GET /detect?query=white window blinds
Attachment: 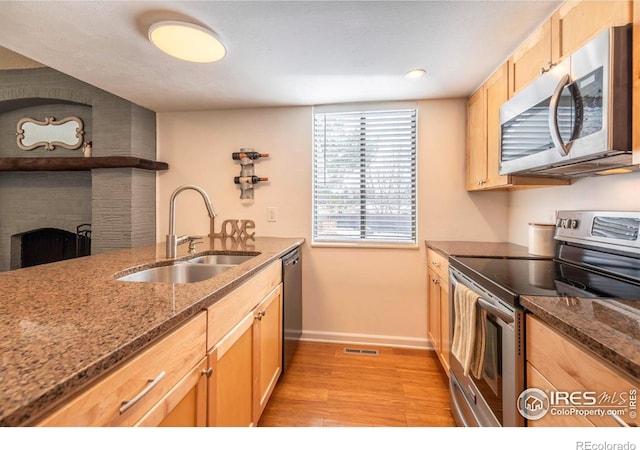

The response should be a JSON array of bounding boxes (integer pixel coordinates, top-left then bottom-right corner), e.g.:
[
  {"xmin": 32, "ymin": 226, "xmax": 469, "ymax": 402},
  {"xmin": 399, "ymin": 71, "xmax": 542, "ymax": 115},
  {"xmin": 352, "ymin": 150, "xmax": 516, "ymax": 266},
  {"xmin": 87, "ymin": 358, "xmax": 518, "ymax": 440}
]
[{"xmin": 313, "ymin": 108, "xmax": 417, "ymax": 245}]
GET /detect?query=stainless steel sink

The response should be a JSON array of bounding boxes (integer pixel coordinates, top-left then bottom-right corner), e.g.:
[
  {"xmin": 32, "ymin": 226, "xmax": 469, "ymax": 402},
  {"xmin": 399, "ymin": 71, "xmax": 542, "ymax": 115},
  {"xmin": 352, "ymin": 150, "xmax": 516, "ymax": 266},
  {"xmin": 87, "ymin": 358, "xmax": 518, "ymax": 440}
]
[
  {"xmin": 185, "ymin": 254, "xmax": 256, "ymax": 265},
  {"xmin": 116, "ymin": 252, "xmax": 260, "ymax": 284},
  {"xmin": 117, "ymin": 263, "xmax": 233, "ymax": 284}
]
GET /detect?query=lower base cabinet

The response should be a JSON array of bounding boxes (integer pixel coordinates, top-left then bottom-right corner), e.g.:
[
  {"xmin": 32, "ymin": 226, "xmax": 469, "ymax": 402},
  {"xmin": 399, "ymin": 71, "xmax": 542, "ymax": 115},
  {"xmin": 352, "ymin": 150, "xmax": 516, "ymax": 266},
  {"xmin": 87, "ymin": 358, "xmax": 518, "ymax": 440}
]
[
  {"xmin": 526, "ymin": 315, "xmax": 639, "ymax": 427},
  {"xmin": 36, "ymin": 259, "xmax": 285, "ymax": 427},
  {"xmin": 208, "ymin": 283, "xmax": 283, "ymax": 426},
  {"xmin": 252, "ymin": 284, "xmax": 283, "ymax": 424},
  {"xmin": 208, "ymin": 315, "xmax": 254, "ymax": 426}
]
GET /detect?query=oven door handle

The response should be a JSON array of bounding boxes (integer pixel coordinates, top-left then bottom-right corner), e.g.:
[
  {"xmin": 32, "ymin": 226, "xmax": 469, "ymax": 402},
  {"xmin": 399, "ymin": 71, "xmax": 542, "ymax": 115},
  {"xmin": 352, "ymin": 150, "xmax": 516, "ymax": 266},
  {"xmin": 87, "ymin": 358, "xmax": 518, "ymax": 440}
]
[
  {"xmin": 477, "ymin": 298, "xmax": 514, "ymax": 324},
  {"xmin": 450, "ymin": 271, "xmax": 515, "ymax": 324}
]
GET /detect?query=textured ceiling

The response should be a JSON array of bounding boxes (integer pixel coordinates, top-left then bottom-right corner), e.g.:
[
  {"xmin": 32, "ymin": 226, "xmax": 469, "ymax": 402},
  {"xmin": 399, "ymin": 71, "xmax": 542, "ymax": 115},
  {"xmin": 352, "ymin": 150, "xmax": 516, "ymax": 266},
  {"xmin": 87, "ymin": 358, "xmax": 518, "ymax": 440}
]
[{"xmin": 0, "ymin": 1, "xmax": 561, "ymax": 112}]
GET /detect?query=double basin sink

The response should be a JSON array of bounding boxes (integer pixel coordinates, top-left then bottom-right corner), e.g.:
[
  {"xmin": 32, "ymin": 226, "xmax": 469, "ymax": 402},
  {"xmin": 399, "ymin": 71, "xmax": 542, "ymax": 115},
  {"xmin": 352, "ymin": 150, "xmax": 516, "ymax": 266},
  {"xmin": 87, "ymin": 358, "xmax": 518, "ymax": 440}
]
[{"xmin": 116, "ymin": 253, "xmax": 259, "ymax": 284}]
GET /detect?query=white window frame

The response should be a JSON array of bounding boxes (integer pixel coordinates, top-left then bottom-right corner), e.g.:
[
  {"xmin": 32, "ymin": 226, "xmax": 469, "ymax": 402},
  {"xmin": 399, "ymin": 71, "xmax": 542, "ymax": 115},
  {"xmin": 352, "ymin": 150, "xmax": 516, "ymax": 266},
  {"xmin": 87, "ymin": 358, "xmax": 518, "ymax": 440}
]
[{"xmin": 312, "ymin": 102, "xmax": 418, "ymax": 249}]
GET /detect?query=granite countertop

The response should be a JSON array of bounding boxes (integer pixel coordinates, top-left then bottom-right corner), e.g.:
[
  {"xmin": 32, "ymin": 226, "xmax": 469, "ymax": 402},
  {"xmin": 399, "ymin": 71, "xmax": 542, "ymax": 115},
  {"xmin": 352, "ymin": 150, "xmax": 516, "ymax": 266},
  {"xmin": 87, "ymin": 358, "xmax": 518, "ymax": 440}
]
[
  {"xmin": 426, "ymin": 240, "xmax": 545, "ymax": 258},
  {"xmin": 426, "ymin": 239, "xmax": 640, "ymax": 384},
  {"xmin": 521, "ymin": 296, "xmax": 640, "ymax": 382},
  {"xmin": 0, "ymin": 236, "xmax": 304, "ymax": 426}
]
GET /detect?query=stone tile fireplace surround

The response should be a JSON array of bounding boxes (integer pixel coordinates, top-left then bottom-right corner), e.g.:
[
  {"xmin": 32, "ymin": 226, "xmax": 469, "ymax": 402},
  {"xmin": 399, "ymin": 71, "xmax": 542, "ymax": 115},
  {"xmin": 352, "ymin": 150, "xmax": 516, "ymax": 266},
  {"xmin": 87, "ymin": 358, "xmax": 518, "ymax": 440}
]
[{"xmin": 0, "ymin": 67, "xmax": 158, "ymax": 272}]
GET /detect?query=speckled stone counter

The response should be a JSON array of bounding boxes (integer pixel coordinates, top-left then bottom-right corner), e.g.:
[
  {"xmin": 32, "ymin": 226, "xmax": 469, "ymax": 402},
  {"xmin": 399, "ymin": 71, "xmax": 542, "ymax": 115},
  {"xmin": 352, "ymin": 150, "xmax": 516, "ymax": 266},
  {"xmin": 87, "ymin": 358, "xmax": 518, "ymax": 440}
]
[
  {"xmin": 0, "ymin": 236, "xmax": 304, "ymax": 426},
  {"xmin": 426, "ymin": 240, "xmax": 545, "ymax": 258},
  {"xmin": 521, "ymin": 296, "xmax": 640, "ymax": 382}
]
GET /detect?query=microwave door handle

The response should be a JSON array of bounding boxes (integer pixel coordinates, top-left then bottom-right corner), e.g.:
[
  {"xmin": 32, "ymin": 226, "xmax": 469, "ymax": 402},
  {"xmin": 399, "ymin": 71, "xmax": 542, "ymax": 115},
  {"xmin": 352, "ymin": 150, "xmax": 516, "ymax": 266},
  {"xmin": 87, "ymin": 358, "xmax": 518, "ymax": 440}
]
[{"xmin": 549, "ymin": 73, "xmax": 572, "ymax": 156}]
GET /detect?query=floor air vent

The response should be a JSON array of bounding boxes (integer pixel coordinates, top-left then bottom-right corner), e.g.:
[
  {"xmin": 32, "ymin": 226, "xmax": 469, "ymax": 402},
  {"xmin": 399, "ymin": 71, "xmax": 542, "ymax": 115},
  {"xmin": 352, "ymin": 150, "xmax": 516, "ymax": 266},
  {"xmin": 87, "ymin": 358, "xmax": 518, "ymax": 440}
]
[{"xmin": 343, "ymin": 347, "xmax": 380, "ymax": 356}]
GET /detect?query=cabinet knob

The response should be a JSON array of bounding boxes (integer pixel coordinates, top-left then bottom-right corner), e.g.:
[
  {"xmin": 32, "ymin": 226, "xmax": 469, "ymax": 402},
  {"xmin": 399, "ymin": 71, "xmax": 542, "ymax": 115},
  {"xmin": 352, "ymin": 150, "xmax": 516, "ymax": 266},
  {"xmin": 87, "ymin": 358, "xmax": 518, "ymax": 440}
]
[
  {"xmin": 431, "ymin": 261, "xmax": 440, "ymax": 268},
  {"xmin": 432, "ymin": 278, "xmax": 440, "ymax": 285},
  {"xmin": 201, "ymin": 367, "xmax": 213, "ymax": 377},
  {"xmin": 255, "ymin": 310, "xmax": 266, "ymax": 321}
]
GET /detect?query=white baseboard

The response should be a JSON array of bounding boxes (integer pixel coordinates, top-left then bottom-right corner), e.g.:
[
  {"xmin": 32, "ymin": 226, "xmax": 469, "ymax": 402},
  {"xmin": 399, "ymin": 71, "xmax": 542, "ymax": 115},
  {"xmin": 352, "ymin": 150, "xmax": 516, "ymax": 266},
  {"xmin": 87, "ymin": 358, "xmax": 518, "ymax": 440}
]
[{"xmin": 301, "ymin": 330, "xmax": 433, "ymax": 350}]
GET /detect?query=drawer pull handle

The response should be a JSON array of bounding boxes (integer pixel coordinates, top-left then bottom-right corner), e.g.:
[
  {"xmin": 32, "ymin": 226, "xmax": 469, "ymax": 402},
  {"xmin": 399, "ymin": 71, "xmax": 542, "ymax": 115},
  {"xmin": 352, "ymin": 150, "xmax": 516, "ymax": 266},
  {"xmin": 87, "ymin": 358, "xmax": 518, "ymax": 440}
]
[
  {"xmin": 119, "ymin": 371, "xmax": 166, "ymax": 415},
  {"xmin": 255, "ymin": 310, "xmax": 266, "ymax": 321},
  {"xmin": 431, "ymin": 261, "xmax": 440, "ymax": 268}
]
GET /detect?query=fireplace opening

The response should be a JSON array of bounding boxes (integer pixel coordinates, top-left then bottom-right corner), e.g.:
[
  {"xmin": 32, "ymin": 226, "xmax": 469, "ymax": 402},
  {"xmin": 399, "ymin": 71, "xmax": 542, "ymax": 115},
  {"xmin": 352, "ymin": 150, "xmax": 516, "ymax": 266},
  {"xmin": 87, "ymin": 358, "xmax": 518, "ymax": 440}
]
[{"xmin": 10, "ymin": 224, "xmax": 91, "ymax": 270}]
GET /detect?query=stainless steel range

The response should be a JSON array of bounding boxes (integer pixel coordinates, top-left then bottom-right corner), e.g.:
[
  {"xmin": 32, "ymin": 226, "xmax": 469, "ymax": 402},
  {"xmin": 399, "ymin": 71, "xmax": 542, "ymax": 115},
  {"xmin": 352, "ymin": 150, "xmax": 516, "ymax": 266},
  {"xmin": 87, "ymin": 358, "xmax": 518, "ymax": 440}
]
[{"xmin": 448, "ymin": 210, "xmax": 640, "ymax": 427}]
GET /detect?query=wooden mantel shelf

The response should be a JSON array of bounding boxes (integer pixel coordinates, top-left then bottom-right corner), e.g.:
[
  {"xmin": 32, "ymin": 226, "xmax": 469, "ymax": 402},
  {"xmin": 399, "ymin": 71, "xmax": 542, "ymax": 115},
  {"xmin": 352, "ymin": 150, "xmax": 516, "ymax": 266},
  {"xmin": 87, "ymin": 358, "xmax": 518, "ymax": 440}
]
[{"xmin": 0, "ymin": 157, "xmax": 168, "ymax": 172}]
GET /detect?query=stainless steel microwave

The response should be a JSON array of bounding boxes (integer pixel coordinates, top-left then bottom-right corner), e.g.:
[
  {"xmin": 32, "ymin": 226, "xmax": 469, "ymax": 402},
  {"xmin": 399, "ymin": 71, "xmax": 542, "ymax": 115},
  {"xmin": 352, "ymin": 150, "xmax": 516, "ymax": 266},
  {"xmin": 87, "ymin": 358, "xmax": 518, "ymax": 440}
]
[{"xmin": 499, "ymin": 25, "xmax": 632, "ymax": 178}]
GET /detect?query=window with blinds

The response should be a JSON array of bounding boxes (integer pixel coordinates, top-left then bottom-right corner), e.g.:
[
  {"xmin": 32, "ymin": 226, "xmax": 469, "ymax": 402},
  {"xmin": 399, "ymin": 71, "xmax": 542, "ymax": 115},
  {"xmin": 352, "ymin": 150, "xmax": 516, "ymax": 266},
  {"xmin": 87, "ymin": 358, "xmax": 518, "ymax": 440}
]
[{"xmin": 313, "ymin": 108, "xmax": 417, "ymax": 245}]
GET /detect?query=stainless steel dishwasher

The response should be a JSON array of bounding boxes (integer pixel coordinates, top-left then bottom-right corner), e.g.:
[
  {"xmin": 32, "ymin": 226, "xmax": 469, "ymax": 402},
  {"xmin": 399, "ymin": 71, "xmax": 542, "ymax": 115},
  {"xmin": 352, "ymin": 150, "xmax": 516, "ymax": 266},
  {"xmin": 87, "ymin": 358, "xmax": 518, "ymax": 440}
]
[{"xmin": 282, "ymin": 247, "xmax": 302, "ymax": 374}]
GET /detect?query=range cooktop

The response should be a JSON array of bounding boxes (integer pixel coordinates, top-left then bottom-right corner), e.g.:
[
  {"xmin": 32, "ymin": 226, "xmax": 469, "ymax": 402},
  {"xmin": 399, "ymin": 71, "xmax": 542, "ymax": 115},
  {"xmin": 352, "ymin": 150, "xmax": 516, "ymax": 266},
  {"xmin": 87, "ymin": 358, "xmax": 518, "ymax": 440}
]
[{"xmin": 451, "ymin": 256, "xmax": 640, "ymax": 301}]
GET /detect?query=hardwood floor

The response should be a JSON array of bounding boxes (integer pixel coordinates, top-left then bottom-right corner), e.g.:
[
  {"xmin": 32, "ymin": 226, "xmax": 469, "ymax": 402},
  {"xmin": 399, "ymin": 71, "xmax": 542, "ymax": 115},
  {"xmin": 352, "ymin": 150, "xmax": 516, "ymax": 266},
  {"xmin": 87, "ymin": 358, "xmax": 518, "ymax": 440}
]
[{"xmin": 258, "ymin": 341, "xmax": 456, "ymax": 427}]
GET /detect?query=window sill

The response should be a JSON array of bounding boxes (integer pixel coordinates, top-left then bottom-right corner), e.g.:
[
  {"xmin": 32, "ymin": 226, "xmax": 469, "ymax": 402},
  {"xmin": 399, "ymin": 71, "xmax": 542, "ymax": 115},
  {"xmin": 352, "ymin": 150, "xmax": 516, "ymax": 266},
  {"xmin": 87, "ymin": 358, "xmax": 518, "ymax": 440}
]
[{"xmin": 311, "ymin": 241, "xmax": 419, "ymax": 250}]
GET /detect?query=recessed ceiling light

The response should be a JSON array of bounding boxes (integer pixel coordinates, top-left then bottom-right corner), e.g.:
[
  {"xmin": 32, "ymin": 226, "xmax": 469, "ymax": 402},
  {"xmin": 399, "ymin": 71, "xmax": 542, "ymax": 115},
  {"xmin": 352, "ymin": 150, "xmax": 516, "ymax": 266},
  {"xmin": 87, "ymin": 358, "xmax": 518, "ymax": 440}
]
[
  {"xmin": 405, "ymin": 68, "xmax": 427, "ymax": 79},
  {"xmin": 148, "ymin": 20, "xmax": 226, "ymax": 63}
]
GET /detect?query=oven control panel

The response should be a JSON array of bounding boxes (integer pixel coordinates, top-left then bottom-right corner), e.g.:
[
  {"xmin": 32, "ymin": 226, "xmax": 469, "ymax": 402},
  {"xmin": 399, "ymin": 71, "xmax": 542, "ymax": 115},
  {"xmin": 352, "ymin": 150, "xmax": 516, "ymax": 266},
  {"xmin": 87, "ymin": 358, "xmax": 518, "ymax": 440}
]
[{"xmin": 555, "ymin": 210, "xmax": 640, "ymax": 251}]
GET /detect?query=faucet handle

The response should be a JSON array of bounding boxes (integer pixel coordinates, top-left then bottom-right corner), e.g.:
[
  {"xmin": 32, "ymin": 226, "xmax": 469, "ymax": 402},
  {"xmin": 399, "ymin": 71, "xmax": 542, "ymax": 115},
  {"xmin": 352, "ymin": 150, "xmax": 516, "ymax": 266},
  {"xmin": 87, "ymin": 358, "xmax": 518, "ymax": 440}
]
[{"xmin": 186, "ymin": 236, "xmax": 204, "ymax": 254}]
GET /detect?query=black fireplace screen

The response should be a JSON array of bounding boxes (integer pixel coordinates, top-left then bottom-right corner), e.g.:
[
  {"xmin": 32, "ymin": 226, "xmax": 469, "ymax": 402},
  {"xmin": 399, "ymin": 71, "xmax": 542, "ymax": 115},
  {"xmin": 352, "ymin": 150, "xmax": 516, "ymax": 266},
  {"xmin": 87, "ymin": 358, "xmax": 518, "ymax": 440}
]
[{"xmin": 10, "ymin": 225, "xmax": 91, "ymax": 270}]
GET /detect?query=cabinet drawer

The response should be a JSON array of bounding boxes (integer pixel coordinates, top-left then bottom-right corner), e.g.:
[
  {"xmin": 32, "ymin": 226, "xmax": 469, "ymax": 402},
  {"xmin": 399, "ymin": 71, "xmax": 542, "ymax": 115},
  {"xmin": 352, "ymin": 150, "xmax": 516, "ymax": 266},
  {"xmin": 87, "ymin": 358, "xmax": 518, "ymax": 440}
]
[
  {"xmin": 207, "ymin": 260, "xmax": 282, "ymax": 350},
  {"xmin": 38, "ymin": 312, "xmax": 207, "ymax": 427},
  {"xmin": 526, "ymin": 315, "xmax": 639, "ymax": 427},
  {"xmin": 427, "ymin": 248, "xmax": 449, "ymax": 281}
]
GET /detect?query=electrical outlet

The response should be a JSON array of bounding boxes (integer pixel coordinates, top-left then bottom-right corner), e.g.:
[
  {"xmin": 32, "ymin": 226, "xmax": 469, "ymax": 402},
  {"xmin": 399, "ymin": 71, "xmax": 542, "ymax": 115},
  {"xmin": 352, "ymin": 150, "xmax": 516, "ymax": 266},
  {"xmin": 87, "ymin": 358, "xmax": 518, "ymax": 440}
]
[{"xmin": 267, "ymin": 206, "xmax": 277, "ymax": 222}]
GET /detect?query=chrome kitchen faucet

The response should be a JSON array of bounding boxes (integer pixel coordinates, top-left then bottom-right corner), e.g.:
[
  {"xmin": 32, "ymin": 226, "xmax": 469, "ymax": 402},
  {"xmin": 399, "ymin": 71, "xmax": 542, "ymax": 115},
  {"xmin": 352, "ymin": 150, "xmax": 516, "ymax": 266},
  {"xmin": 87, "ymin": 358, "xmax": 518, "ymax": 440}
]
[{"xmin": 166, "ymin": 185, "xmax": 216, "ymax": 258}]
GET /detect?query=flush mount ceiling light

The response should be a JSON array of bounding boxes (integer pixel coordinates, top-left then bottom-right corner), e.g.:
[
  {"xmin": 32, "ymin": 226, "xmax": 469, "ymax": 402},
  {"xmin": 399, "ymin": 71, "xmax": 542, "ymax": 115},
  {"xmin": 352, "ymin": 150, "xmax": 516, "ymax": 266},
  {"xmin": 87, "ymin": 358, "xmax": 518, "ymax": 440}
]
[
  {"xmin": 404, "ymin": 68, "xmax": 427, "ymax": 79},
  {"xmin": 148, "ymin": 20, "xmax": 226, "ymax": 63}
]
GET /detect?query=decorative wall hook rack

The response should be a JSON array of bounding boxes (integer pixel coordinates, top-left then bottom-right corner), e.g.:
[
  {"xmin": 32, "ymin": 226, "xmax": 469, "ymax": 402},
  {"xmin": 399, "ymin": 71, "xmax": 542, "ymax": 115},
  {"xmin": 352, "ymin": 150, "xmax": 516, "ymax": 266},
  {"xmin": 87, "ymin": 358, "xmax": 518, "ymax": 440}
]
[{"xmin": 232, "ymin": 148, "xmax": 269, "ymax": 199}]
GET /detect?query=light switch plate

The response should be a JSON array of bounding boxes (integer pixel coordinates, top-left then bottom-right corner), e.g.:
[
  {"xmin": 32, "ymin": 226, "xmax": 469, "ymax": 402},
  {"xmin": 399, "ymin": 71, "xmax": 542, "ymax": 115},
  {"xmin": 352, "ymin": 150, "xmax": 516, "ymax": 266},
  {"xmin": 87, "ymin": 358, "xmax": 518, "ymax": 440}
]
[{"xmin": 267, "ymin": 206, "xmax": 277, "ymax": 222}]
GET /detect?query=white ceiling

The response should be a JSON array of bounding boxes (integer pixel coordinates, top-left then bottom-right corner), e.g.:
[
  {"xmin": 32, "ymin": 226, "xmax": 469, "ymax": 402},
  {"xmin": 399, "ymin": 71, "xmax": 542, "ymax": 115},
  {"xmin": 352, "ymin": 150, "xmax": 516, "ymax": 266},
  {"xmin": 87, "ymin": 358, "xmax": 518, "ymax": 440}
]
[{"xmin": 0, "ymin": 1, "xmax": 561, "ymax": 112}]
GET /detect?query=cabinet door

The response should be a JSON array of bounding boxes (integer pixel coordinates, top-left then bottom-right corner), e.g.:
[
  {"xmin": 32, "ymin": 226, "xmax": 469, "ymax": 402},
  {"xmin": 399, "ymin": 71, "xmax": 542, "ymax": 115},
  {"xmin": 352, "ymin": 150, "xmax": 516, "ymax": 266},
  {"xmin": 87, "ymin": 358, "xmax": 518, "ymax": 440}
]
[
  {"xmin": 208, "ymin": 313, "xmax": 254, "ymax": 427},
  {"xmin": 466, "ymin": 87, "xmax": 487, "ymax": 190},
  {"xmin": 484, "ymin": 62, "xmax": 510, "ymax": 189},
  {"xmin": 252, "ymin": 284, "xmax": 283, "ymax": 424},
  {"xmin": 427, "ymin": 268, "xmax": 442, "ymax": 355},
  {"xmin": 509, "ymin": 19, "xmax": 552, "ymax": 96},
  {"xmin": 135, "ymin": 358, "xmax": 208, "ymax": 427},
  {"xmin": 551, "ymin": 0, "xmax": 632, "ymax": 63}
]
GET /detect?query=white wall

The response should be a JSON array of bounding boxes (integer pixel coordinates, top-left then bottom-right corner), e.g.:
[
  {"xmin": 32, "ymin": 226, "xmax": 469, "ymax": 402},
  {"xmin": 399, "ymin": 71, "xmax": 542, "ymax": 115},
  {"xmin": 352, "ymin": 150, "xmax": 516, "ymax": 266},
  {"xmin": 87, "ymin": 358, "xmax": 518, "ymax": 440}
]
[
  {"xmin": 508, "ymin": 171, "xmax": 640, "ymax": 246},
  {"xmin": 156, "ymin": 99, "xmax": 509, "ymax": 348}
]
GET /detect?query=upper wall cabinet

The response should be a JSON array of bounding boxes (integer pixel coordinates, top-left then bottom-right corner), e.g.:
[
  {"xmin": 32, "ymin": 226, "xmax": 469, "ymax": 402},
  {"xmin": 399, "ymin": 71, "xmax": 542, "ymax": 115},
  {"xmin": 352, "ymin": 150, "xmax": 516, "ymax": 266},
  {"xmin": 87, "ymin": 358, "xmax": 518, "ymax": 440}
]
[
  {"xmin": 467, "ymin": 0, "xmax": 635, "ymax": 192},
  {"xmin": 466, "ymin": 62, "xmax": 570, "ymax": 191},
  {"xmin": 510, "ymin": 0, "xmax": 632, "ymax": 97}
]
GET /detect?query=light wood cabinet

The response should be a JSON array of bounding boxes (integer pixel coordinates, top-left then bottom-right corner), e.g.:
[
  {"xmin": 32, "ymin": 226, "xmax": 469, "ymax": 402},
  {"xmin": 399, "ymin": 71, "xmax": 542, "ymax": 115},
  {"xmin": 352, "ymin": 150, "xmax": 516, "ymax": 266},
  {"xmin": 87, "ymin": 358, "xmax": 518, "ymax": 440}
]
[
  {"xmin": 466, "ymin": 63, "xmax": 570, "ymax": 191},
  {"xmin": 208, "ymin": 314, "xmax": 254, "ymax": 427},
  {"xmin": 426, "ymin": 248, "xmax": 449, "ymax": 375},
  {"xmin": 509, "ymin": 18, "xmax": 553, "ymax": 96},
  {"xmin": 205, "ymin": 260, "xmax": 283, "ymax": 427},
  {"xmin": 509, "ymin": 1, "xmax": 632, "ymax": 97},
  {"xmin": 551, "ymin": 1, "xmax": 632, "ymax": 64},
  {"xmin": 466, "ymin": 86, "xmax": 486, "ymax": 191},
  {"xmin": 253, "ymin": 284, "xmax": 283, "ymax": 424},
  {"xmin": 526, "ymin": 315, "xmax": 639, "ymax": 427},
  {"xmin": 38, "ymin": 312, "xmax": 207, "ymax": 427}
]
